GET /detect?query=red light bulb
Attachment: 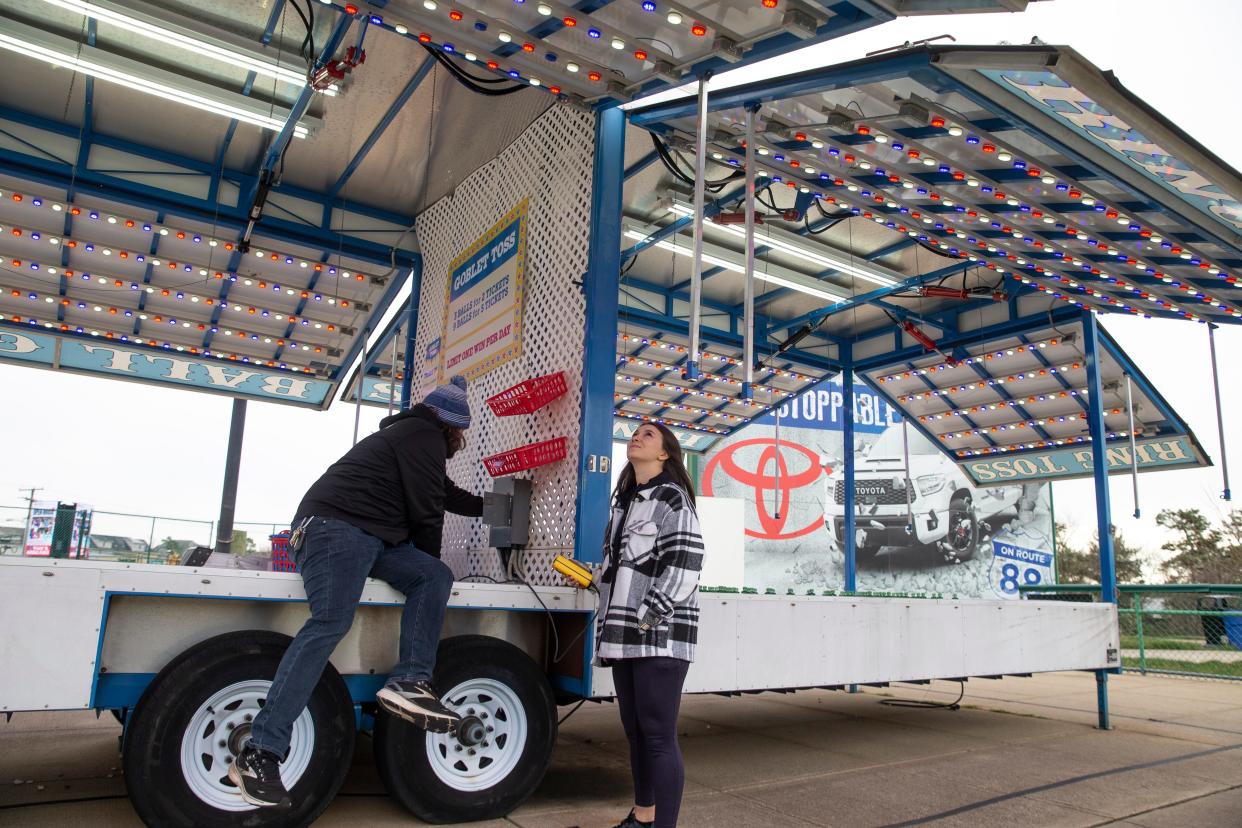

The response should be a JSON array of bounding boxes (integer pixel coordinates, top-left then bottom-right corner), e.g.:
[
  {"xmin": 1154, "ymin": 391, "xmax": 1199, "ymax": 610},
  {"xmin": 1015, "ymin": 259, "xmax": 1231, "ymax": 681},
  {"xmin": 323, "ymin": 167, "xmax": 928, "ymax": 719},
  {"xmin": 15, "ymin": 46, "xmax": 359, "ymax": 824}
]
[{"xmin": 690, "ymin": 22, "xmax": 706, "ymax": 36}]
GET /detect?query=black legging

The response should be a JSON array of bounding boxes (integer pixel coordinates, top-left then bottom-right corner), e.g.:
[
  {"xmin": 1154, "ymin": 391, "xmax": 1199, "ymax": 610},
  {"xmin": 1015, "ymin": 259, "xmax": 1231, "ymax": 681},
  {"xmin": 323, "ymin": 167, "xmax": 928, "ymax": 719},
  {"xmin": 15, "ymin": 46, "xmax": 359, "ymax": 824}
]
[{"xmin": 612, "ymin": 657, "xmax": 691, "ymax": 828}]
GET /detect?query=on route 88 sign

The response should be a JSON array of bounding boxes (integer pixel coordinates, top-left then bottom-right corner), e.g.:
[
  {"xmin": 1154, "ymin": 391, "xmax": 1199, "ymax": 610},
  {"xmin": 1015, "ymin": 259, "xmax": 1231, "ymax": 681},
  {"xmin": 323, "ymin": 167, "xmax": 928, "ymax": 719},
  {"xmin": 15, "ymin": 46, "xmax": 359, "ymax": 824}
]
[{"xmin": 988, "ymin": 540, "xmax": 1055, "ymax": 598}]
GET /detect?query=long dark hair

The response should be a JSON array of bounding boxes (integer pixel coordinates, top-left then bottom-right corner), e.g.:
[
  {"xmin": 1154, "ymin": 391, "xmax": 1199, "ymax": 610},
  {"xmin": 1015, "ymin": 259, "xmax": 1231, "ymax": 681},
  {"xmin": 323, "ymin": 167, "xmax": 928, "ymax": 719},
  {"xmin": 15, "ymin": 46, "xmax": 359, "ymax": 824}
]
[{"xmin": 612, "ymin": 423, "xmax": 696, "ymax": 508}]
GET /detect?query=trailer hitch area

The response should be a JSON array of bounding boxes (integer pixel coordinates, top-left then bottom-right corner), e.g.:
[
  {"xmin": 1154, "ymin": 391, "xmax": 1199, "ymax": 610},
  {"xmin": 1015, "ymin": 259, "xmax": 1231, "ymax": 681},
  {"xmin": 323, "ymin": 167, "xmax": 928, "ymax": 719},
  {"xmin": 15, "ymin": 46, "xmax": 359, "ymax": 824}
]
[{"xmin": 453, "ymin": 715, "xmax": 488, "ymax": 747}]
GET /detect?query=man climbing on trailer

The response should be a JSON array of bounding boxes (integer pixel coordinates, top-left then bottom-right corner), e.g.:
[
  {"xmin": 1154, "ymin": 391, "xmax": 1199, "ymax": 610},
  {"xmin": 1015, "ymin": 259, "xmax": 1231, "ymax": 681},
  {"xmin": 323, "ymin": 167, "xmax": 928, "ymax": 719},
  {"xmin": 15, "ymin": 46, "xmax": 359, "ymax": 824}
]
[{"xmin": 228, "ymin": 375, "xmax": 484, "ymax": 809}]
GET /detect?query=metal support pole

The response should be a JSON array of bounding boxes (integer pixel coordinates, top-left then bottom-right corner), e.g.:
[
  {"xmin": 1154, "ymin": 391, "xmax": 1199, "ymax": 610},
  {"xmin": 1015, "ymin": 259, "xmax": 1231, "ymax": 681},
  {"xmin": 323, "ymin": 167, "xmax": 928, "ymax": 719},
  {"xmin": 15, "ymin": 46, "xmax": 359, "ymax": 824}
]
[
  {"xmin": 902, "ymin": 419, "xmax": 913, "ymax": 534},
  {"xmin": 686, "ymin": 72, "xmax": 711, "ymax": 381},
  {"xmin": 1083, "ymin": 312, "xmax": 1117, "ymax": 604},
  {"xmin": 1095, "ymin": 670, "xmax": 1111, "ymax": 730},
  {"xmin": 574, "ymin": 105, "xmax": 626, "ymax": 565},
  {"xmin": 1208, "ymin": 324, "xmax": 1232, "ymax": 502},
  {"xmin": 400, "ymin": 259, "xmax": 422, "ymax": 410},
  {"xmin": 147, "ymin": 517, "xmax": 155, "ymax": 564},
  {"xmin": 1134, "ymin": 593, "xmax": 1147, "ymax": 674},
  {"xmin": 354, "ymin": 328, "xmax": 369, "ymax": 445},
  {"xmin": 1125, "ymin": 374, "xmax": 1140, "ymax": 518},
  {"xmin": 214, "ymin": 399, "xmax": 247, "ymax": 556},
  {"xmin": 1083, "ymin": 311, "xmax": 1117, "ymax": 730},
  {"xmin": 843, "ymin": 347, "xmax": 857, "ymax": 593},
  {"xmin": 387, "ymin": 325, "xmax": 399, "ymax": 417},
  {"xmin": 773, "ymin": 404, "xmax": 782, "ymax": 520},
  {"xmin": 742, "ymin": 103, "xmax": 756, "ymax": 399}
]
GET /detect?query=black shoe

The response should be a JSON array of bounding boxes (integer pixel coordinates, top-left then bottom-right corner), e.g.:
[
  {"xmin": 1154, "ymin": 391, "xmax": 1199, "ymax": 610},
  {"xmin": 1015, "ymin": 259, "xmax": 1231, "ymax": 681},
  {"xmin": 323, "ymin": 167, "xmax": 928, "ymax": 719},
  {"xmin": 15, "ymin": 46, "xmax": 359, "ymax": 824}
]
[
  {"xmin": 376, "ymin": 679, "xmax": 462, "ymax": 733},
  {"xmin": 227, "ymin": 747, "xmax": 291, "ymax": 809},
  {"xmin": 611, "ymin": 809, "xmax": 653, "ymax": 828}
]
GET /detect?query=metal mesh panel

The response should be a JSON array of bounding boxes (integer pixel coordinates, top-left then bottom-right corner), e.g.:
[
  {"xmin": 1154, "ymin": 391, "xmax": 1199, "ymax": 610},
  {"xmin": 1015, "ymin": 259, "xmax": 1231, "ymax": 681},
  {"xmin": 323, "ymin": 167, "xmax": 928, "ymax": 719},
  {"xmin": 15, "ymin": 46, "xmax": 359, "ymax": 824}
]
[{"xmin": 411, "ymin": 104, "xmax": 595, "ymax": 585}]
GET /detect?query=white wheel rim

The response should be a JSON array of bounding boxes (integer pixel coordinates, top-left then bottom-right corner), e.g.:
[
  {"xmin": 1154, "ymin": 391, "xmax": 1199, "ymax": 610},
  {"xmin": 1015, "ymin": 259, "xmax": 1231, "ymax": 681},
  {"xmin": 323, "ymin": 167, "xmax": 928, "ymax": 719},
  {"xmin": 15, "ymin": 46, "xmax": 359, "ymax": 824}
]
[
  {"xmin": 425, "ymin": 678, "xmax": 527, "ymax": 792},
  {"xmin": 180, "ymin": 679, "xmax": 315, "ymax": 811}
]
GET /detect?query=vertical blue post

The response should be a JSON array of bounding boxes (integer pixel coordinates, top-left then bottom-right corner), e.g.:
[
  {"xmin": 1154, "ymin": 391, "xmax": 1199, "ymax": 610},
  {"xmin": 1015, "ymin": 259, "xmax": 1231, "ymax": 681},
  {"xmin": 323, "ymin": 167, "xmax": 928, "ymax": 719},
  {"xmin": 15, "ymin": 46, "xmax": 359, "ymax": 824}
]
[
  {"xmin": 1082, "ymin": 310, "xmax": 1116, "ymax": 730},
  {"xmin": 574, "ymin": 106, "xmax": 625, "ymax": 565},
  {"xmin": 399, "ymin": 254, "xmax": 422, "ymax": 409},
  {"xmin": 842, "ymin": 345, "xmax": 857, "ymax": 593}
]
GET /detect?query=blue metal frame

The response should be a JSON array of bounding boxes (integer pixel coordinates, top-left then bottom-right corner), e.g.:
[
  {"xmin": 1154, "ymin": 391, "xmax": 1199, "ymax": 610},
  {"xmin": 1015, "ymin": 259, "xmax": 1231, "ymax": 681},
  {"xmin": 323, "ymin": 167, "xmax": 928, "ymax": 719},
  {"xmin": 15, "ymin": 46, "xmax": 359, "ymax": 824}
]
[
  {"xmin": 841, "ymin": 344, "xmax": 857, "ymax": 592},
  {"xmin": 1082, "ymin": 310, "xmax": 1119, "ymax": 729},
  {"xmin": 575, "ymin": 106, "xmax": 626, "ymax": 565},
  {"xmin": 0, "ymin": 105, "xmax": 417, "ymax": 269},
  {"xmin": 400, "ymin": 263, "xmax": 423, "ymax": 409}
]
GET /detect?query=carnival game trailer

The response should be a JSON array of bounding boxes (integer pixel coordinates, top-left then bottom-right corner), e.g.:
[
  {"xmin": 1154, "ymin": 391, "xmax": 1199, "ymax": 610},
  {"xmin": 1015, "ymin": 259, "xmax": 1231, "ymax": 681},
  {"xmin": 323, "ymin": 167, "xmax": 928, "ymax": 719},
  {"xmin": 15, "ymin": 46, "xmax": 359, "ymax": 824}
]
[{"xmin": 1, "ymin": 0, "xmax": 1238, "ymax": 824}]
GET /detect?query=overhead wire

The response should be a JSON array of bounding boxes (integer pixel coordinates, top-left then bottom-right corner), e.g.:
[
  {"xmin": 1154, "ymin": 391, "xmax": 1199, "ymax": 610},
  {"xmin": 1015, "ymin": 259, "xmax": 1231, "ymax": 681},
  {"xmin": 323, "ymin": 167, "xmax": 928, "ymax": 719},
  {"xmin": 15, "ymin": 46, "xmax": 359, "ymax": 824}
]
[
  {"xmin": 649, "ymin": 134, "xmax": 741, "ymax": 192},
  {"xmin": 420, "ymin": 44, "xmax": 527, "ymax": 95}
]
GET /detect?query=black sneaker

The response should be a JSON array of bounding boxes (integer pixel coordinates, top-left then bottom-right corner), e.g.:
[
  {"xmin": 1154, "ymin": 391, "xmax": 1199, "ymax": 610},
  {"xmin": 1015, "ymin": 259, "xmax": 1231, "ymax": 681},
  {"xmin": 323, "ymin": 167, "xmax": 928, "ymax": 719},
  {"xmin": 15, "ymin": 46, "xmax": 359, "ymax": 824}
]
[
  {"xmin": 611, "ymin": 810, "xmax": 653, "ymax": 828},
  {"xmin": 376, "ymin": 679, "xmax": 462, "ymax": 733},
  {"xmin": 227, "ymin": 747, "xmax": 290, "ymax": 809}
]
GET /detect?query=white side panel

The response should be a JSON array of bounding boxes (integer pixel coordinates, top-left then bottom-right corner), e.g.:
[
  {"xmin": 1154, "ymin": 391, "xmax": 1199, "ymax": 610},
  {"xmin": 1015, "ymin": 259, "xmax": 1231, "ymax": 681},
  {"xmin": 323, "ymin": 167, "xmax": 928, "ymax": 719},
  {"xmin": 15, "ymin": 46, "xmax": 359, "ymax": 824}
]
[
  {"xmin": 592, "ymin": 593, "xmax": 1118, "ymax": 696},
  {"xmin": 0, "ymin": 560, "xmax": 105, "ymax": 712},
  {"xmin": 696, "ymin": 496, "xmax": 745, "ymax": 589},
  {"xmin": 0, "ymin": 557, "xmax": 590, "ymax": 712}
]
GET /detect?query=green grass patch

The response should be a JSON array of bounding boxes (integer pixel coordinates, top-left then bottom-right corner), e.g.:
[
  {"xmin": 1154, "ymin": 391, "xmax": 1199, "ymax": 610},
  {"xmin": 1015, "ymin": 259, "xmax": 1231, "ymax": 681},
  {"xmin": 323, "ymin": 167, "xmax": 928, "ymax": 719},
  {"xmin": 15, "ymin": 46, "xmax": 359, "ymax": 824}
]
[
  {"xmin": 1119, "ymin": 635, "xmax": 1235, "ymax": 651},
  {"xmin": 1122, "ymin": 657, "xmax": 1242, "ymax": 678}
]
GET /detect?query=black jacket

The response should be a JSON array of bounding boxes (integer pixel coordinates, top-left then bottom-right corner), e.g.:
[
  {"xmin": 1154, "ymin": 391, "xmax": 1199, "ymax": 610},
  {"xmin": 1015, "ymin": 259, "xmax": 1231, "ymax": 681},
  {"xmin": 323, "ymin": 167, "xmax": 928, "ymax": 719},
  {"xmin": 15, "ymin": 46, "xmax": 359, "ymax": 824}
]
[{"xmin": 294, "ymin": 406, "xmax": 482, "ymax": 554}]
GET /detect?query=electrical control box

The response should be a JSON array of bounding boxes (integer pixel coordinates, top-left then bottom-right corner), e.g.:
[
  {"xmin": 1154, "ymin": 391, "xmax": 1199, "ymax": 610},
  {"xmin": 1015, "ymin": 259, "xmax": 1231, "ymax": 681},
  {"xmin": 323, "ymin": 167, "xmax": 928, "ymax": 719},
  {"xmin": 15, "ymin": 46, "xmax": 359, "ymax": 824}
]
[{"xmin": 482, "ymin": 477, "xmax": 531, "ymax": 549}]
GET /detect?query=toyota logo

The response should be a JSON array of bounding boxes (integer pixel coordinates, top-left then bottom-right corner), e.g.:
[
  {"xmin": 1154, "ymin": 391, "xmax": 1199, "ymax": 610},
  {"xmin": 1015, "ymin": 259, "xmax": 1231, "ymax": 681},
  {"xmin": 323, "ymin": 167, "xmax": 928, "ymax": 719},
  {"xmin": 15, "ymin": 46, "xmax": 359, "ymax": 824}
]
[{"xmin": 702, "ymin": 438, "xmax": 824, "ymax": 540}]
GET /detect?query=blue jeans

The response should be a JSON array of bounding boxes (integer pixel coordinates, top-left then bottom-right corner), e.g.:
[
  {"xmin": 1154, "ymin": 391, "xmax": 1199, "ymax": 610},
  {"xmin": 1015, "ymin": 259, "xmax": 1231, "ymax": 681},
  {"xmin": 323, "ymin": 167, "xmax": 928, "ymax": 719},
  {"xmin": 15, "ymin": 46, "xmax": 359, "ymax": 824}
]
[{"xmin": 248, "ymin": 517, "xmax": 455, "ymax": 757}]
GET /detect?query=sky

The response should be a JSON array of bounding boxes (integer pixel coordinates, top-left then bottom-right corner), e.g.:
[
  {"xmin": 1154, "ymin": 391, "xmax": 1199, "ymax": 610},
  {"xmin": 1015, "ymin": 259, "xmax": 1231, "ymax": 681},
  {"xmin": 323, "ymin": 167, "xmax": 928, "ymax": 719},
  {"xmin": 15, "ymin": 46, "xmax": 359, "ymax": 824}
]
[{"xmin": 1, "ymin": 0, "xmax": 1239, "ymax": 571}]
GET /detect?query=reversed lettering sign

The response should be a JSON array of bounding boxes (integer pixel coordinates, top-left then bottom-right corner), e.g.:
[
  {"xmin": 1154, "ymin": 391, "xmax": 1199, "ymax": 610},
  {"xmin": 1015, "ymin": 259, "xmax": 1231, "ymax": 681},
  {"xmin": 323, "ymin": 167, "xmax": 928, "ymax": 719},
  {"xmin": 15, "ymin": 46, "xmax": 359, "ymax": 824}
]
[
  {"xmin": 0, "ymin": 327, "xmax": 331, "ymax": 405},
  {"xmin": 440, "ymin": 201, "xmax": 528, "ymax": 381},
  {"xmin": 984, "ymin": 69, "xmax": 1242, "ymax": 234},
  {"xmin": 963, "ymin": 435, "xmax": 1204, "ymax": 484}
]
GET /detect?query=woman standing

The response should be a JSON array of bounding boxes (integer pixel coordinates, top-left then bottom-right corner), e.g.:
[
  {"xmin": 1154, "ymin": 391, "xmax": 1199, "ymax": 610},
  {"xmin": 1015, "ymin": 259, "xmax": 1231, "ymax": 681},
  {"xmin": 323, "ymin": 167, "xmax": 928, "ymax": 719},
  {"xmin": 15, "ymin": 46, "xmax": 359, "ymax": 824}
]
[{"xmin": 596, "ymin": 423, "xmax": 704, "ymax": 828}]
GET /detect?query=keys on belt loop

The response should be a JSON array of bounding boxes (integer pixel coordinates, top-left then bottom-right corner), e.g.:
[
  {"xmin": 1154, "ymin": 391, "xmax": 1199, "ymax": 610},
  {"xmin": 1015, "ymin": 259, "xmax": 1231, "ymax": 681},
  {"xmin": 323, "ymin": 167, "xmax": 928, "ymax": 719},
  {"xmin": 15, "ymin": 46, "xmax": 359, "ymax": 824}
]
[{"xmin": 290, "ymin": 516, "xmax": 314, "ymax": 551}]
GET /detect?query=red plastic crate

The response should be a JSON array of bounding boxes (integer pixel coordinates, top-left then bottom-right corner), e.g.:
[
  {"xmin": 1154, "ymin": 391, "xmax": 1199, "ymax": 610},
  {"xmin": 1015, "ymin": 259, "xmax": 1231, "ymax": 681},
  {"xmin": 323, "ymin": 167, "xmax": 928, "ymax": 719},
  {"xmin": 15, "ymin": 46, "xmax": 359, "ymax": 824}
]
[
  {"xmin": 483, "ymin": 436, "xmax": 568, "ymax": 477},
  {"xmin": 270, "ymin": 531, "xmax": 296, "ymax": 572},
  {"xmin": 486, "ymin": 372, "xmax": 568, "ymax": 417}
]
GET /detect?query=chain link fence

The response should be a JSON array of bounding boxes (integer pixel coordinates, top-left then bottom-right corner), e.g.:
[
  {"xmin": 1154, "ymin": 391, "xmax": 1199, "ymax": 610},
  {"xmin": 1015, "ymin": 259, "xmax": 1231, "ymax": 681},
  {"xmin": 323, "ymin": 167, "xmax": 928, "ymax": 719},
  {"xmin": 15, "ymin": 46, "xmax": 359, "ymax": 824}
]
[
  {"xmin": 0, "ymin": 505, "xmax": 290, "ymax": 565},
  {"xmin": 1022, "ymin": 584, "xmax": 1242, "ymax": 681}
]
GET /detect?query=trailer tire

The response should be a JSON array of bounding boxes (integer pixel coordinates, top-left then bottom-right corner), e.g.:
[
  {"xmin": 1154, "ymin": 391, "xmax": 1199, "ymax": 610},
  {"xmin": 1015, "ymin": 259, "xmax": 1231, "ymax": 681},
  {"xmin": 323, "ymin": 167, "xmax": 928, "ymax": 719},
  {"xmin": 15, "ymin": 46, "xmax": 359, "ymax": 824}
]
[
  {"xmin": 374, "ymin": 635, "xmax": 556, "ymax": 823},
  {"xmin": 123, "ymin": 630, "xmax": 355, "ymax": 827}
]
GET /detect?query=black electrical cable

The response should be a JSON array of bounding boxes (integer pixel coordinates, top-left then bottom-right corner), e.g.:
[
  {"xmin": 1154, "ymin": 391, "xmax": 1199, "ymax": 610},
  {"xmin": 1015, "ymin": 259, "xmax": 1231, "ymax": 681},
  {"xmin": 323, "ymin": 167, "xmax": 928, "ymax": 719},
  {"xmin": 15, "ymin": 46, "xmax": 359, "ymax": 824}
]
[
  {"xmin": 620, "ymin": 251, "xmax": 639, "ymax": 278},
  {"xmin": 422, "ymin": 44, "xmax": 515, "ymax": 84},
  {"xmin": 879, "ymin": 680, "xmax": 964, "ymax": 710},
  {"xmin": 914, "ymin": 239, "xmax": 958, "ymax": 260},
  {"xmin": 509, "ymin": 548, "xmax": 591, "ymax": 664},
  {"xmin": 755, "ymin": 184, "xmax": 782, "ymax": 213},
  {"xmin": 648, "ymin": 134, "xmax": 741, "ymax": 192},
  {"xmin": 288, "ymin": 0, "xmax": 315, "ymax": 69},
  {"xmin": 803, "ymin": 213, "xmax": 846, "ymax": 234},
  {"xmin": 558, "ymin": 699, "xmax": 587, "ymax": 725},
  {"xmin": 421, "ymin": 44, "xmax": 527, "ymax": 96}
]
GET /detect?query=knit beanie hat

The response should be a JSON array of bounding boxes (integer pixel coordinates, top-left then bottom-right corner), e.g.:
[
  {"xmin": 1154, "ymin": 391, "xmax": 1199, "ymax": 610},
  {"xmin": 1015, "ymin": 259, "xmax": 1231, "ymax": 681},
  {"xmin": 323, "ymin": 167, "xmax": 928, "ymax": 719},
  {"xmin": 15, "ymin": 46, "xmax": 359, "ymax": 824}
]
[{"xmin": 422, "ymin": 375, "xmax": 471, "ymax": 428}]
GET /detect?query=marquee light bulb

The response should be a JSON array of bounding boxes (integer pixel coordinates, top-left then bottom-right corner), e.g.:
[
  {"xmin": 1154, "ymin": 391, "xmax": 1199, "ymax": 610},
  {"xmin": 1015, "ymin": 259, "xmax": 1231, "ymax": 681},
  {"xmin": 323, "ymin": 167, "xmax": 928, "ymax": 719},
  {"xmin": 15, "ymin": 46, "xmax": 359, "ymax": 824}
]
[{"xmin": 666, "ymin": 10, "xmax": 682, "ymax": 23}]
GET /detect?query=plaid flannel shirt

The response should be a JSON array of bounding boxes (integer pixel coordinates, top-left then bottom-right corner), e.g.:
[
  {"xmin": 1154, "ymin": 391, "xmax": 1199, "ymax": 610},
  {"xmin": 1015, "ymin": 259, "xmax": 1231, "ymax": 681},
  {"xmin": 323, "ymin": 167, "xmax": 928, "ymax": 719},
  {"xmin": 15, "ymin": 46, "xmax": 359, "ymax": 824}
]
[{"xmin": 593, "ymin": 481, "xmax": 703, "ymax": 664}]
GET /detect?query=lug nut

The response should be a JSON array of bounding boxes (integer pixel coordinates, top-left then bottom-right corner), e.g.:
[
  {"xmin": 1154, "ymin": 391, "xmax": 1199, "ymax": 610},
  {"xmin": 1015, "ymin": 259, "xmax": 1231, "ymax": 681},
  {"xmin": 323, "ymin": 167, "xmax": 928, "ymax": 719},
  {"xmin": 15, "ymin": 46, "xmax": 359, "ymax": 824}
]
[
  {"xmin": 467, "ymin": 749, "xmax": 476, "ymax": 755},
  {"xmin": 455, "ymin": 745, "xmax": 462, "ymax": 752},
  {"xmin": 486, "ymin": 725, "xmax": 494, "ymax": 732},
  {"xmin": 243, "ymin": 714, "xmax": 252, "ymax": 722},
  {"xmin": 218, "ymin": 740, "xmax": 227, "ymax": 748},
  {"xmin": 226, "ymin": 722, "xmax": 235, "ymax": 730}
]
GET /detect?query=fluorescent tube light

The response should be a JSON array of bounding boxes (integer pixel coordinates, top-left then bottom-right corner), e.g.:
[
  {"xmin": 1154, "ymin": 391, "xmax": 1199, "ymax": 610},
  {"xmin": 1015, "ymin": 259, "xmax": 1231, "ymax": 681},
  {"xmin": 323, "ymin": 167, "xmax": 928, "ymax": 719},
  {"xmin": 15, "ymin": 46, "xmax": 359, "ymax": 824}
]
[
  {"xmin": 667, "ymin": 203, "xmax": 899, "ymax": 286},
  {"xmin": 0, "ymin": 19, "xmax": 314, "ymax": 137},
  {"xmin": 623, "ymin": 229, "xmax": 846, "ymax": 303},
  {"xmin": 39, "ymin": 0, "xmax": 337, "ymax": 94}
]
